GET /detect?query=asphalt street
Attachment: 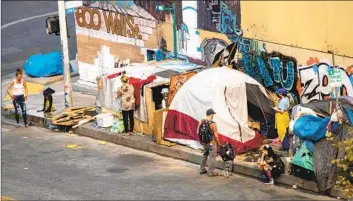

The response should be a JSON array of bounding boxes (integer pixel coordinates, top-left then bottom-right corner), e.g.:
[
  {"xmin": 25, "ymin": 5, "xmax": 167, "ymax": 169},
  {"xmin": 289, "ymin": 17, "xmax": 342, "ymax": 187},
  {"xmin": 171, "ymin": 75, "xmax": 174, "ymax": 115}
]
[
  {"xmin": 1, "ymin": 119, "xmax": 335, "ymax": 200},
  {"xmin": 1, "ymin": 1, "xmax": 77, "ymax": 76}
]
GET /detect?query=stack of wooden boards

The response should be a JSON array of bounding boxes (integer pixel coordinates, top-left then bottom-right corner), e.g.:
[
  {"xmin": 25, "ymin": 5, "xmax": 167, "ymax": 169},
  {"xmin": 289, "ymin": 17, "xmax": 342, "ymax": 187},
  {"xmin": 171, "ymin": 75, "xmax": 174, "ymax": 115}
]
[{"xmin": 51, "ymin": 106, "xmax": 96, "ymax": 128}]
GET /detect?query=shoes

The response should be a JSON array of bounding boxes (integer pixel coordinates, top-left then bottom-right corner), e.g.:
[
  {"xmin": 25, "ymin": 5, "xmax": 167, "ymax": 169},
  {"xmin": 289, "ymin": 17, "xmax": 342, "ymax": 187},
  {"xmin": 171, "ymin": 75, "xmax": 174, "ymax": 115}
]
[
  {"xmin": 200, "ymin": 170, "xmax": 207, "ymax": 175},
  {"xmin": 265, "ymin": 179, "xmax": 274, "ymax": 185},
  {"xmin": 15, "ymin": 124, "xmax": 20, "ymax": 128},
  {"xmin": 223, "ymin": 170, "xmax": 232, "ymax": 178}
]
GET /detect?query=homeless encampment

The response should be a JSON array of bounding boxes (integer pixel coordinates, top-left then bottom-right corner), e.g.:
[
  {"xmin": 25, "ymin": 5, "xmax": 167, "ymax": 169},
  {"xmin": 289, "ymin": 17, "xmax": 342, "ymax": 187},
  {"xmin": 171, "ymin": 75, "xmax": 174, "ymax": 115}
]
[
  {"xmin": 95, "ymin": 60, "xmax": 203, "ymax": 134},
  {"xmin": 163, "ymin": 67, "xmax": 275, "ymax": 153},
  {"xmin": 291, "ymin": 97, "xmax": 353, "ymax": 193}
]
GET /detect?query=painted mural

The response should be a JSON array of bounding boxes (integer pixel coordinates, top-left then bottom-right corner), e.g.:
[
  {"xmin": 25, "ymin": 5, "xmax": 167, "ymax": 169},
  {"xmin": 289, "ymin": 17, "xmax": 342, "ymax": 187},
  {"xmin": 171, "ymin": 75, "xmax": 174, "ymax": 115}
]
[{"xmin": 75, "ymin": 3, "xmax": 156, "ymax": 46}]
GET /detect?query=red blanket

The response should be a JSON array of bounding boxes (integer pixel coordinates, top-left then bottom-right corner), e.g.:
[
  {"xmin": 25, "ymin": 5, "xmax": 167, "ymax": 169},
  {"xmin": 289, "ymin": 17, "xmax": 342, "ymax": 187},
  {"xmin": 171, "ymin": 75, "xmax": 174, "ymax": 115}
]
[{"xmin": 129, "ymin": 75, "xmax": 157, "ymax": 109}]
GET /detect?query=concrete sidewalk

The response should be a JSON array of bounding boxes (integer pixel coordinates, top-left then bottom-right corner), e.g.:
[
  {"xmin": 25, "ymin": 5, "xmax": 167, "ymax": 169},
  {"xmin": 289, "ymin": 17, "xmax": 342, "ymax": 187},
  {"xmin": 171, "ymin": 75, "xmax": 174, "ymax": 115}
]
[
  {"xmin": 1, "ymin": 79, "xmax": 346, "ymax": 199},
  {"xmin": 2, "ymin": 76, "xmax": 96, "ymax": 120}
]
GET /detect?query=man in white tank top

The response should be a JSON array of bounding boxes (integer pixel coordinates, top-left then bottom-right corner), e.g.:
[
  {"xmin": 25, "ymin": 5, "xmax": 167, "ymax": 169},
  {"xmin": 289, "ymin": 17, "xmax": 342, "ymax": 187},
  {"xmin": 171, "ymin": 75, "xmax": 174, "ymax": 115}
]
[{"xmin": 6, "ymin": 69, "xmax": 29, "ymax": 127}]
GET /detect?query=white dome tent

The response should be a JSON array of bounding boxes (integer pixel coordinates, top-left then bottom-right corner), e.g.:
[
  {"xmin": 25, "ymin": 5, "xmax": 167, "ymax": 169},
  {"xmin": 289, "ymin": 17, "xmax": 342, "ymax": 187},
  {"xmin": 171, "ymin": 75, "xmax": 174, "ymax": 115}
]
[{"xmin": 163, "ymin": 67, "xmax": 275, "ymax": 153}]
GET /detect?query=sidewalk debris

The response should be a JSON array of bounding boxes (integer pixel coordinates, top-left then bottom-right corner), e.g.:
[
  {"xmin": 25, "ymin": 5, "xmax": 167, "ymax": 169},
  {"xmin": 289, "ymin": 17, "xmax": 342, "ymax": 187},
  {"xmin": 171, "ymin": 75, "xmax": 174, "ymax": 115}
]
[
  {"xmin": 64, "ymin": 144, "xmax": 84, "ymax": 149},
  {"xmin": 72, "ymin": 115, "xmax": 97, "ymax": 129},
  {"xmin": 97, "ymin": 140, "xmax": 107, "ymax": 145},
  {"xmin": 52, "ymin": 106, "xmax": 96, "ymax": 127},
  {"xmin": 65, "ymin": 133, "xmax": 77, "ymax": 137}
]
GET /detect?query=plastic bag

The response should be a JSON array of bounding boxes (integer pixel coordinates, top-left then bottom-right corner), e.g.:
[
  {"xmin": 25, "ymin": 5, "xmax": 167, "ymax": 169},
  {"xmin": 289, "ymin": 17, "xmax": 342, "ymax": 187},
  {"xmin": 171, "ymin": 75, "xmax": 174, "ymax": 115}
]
[{"xmin": 111, "ymin": 118, "xmax": 125, "ymax": 133}]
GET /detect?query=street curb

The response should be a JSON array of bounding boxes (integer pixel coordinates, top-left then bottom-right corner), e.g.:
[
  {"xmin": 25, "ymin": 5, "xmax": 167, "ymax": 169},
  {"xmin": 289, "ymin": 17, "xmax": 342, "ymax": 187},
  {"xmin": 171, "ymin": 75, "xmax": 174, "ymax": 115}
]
[
  {"xmin": 2, "ymin": 110, "xmax": 347, "ymax": 199},
  {"xmin": 23, "ymin": 72, "xmax": 79, "ymax": 85}
]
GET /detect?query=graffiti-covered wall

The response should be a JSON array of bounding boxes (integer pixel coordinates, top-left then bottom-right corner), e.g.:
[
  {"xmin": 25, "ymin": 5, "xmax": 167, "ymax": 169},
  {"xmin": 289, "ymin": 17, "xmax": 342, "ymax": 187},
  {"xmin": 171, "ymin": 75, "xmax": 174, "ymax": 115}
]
[
  {"xmin": 152, "ymin": 0, "xmax": 353, "ymax": 103},
  {"xmin": 232, "ymin": 39, "xmax": 353, "ymax": 104},
  {"xmin": 75, "ymin": 0, "xmax": 353, "ymax": 103}
]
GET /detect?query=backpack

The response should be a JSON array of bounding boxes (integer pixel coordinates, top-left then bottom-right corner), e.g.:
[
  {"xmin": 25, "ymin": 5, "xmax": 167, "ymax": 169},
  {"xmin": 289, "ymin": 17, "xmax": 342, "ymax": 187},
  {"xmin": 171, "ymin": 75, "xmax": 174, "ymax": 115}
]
[
  {"xmin": 198, "ymin": 120, "xmax": 213, "ymax": 144},
  {"xmin": 219, "ymin": 143, "xmax": 236, "ymax": 161}
]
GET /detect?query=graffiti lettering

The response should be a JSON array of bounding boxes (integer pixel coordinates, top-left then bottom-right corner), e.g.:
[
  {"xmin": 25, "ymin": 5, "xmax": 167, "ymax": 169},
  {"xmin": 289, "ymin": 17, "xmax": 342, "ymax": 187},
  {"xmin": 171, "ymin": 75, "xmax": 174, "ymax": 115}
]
[
  {"xmin": 270, "ymin": 57, "xmax": 295, "ymax": 90},
  {"xmin": 75, "ymin": 7, "xmax": 101, "ymax": 30},
  {"xmin": 205, "ymin": 0, "xmax": 220, "ymax": 11},
  {"xmin": 75, "ymin": 6, "xmax": 142, "ymax": 39},
  {"xmin": 237, "ymin": 43, "xmax": 298, "ymax": 94},
  {"xmin": 298, "ymin": 62, "xmax": 353, "ymax": 103},
  {"xmin": 220, "ymin": 2, "xmax": 238, "ymax": 35},
  {"xmin": 205, "ymin": 0, "xmax": 241, "ymax": 41}
]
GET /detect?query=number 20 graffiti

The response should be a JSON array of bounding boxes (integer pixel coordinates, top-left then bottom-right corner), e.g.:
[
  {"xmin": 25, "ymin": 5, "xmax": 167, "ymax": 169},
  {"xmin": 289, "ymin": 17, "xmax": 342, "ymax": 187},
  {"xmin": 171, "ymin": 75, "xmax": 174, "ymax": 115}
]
[{"xmin": 298, "ymin": 63, "xmax": 353, "ymax": 103}]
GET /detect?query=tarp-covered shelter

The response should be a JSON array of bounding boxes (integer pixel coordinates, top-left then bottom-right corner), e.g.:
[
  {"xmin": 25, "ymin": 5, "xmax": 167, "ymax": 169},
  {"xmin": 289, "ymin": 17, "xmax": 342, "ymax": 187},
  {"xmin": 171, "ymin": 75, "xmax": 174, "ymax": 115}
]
[
  {"xmin": 96, "ymin": 60, "xmax": 204, "ymax": 135},
  {"xmin": 163, "ymin": 67, "xmax": 275, "ymax": 153},
  {"xmin": 299, "ymin": 97, "xmax": 353, "ymax": 193}
]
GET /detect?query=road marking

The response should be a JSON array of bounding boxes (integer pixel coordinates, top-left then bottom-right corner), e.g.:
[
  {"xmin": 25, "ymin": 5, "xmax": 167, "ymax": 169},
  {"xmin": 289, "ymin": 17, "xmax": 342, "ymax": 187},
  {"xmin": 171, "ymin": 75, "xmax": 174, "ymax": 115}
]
[
  {"xmin": 1, "ymin": 11, "xmax": 58, "ymax": 29},
  {"xmin": 1, "ymin": 196, "xmax": 17, "ymax": 201},
  {"xmin": 1, "ymin": 47, "xmax": 22, "ymax": 56}
]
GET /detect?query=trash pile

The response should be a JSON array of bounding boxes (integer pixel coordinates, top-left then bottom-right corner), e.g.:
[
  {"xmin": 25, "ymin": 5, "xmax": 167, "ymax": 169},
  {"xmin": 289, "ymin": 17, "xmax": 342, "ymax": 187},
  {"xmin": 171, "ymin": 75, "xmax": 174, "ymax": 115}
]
[
  {"xmin": 287, "ymin": 97, "xmax": 353, "ymax": 193},
  {"xmin": 51, "ymin": 106, "xmax": 96, "ymax": 127},
  {"xmin": 89, "ymin": 112, "xmax": 126, "ymax": 134}
]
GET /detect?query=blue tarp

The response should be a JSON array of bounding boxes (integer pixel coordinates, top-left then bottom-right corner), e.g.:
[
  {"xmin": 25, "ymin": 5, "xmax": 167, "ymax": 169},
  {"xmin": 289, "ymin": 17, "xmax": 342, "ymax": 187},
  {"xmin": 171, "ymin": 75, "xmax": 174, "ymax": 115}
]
[
  {"xmin": 343, "ymin": 106, "xmax": 353, "ymax": 125},
  {"xmin": 293, "ymin": 115, "xmax": 330, "ymax": 142},
  {"xmin": 24, "ymin": 52, "xmax": 73, "ymax": 77},
  {"xmin": 304, "ymin": 140, "xmax": 315, "ymax": 153}
]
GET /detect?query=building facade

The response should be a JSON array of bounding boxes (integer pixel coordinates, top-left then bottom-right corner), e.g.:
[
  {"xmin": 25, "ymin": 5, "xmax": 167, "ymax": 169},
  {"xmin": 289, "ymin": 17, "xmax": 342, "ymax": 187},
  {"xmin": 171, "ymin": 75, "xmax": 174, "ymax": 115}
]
[{"xmin": 74, "ymin": 0, "xmax": 353, "ymax": 103}]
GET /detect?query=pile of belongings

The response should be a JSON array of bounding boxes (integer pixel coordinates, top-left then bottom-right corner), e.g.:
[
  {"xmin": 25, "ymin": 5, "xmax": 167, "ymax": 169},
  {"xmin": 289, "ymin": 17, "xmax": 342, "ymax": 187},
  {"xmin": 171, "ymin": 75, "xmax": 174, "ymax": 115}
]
[
  {"xmin": 289, "ymin": 97, "xmax": 353, "ymax": 193},
  {"xmin": 51, "ymin": 106, "xmax": 96, "ymax": 128},
  {"xmin": 242, "ymin": 149, "xmax": 263, "ymax": 163}
]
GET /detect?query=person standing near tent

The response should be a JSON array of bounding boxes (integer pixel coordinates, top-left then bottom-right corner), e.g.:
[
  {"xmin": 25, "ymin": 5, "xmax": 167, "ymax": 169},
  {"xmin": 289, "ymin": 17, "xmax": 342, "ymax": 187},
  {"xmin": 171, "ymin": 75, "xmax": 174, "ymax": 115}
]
[
  {"xmin": 198, "ymin": 109, "xmax": 221, "ymax": 177},
  {"xmin": 6, "ymin": 69, "xmax": 29, "ymax": 128},
  {"xmin": 272, "ymin": 88, "xmax": 291, "ymax": 150},
  {"xmin": 117, "ymin": 72, "xmax": 135, "ymax": 135}
]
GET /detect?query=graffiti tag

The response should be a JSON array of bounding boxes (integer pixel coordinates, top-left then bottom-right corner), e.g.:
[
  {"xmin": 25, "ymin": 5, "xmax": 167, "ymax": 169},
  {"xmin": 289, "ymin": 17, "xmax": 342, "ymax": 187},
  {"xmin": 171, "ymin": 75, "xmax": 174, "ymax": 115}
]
[{"xmin": 298, "ymin": 63, "xmax": 353, "ymax": 103}]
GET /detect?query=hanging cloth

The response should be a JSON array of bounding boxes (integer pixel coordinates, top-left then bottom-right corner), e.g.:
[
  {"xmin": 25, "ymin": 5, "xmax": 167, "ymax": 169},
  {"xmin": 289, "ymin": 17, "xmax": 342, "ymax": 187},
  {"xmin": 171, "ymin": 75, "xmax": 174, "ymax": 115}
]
[{"xmin": 129, "ymin": 75, "xmax": 157, "ymax": 109}]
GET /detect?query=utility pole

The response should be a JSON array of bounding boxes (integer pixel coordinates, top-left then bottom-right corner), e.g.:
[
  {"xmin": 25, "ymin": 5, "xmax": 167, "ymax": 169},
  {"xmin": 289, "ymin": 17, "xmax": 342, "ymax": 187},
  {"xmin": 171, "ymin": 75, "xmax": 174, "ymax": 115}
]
[
  {"xmin": 331, "ymin": 52, "xmax": 339, "ymax": 110},
  {"xmin": 171, "ymin": 3, "xmax": 177, "ymax": 59},
  {"xmin": 58, "ymin": 1, "xmax": 73, "ymax": 108}
]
